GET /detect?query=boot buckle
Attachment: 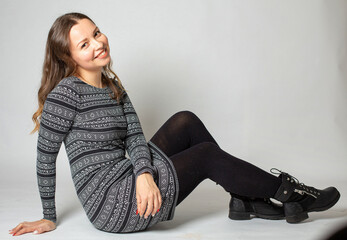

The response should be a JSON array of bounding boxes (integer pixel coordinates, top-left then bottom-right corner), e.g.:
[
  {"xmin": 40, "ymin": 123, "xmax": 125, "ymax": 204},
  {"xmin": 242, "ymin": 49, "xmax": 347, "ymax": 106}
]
[
  {"xmin": 294, "ymin": 189, "xmax": 304, "ymax": 195},
  {"xmin": 294, "ymin": 188, "xmax": 318, "ymax": 198}
]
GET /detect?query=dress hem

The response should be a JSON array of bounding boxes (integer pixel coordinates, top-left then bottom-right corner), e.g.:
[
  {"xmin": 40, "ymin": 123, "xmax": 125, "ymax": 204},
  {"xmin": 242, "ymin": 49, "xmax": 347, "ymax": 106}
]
[{"xmin": 147, "ymin": 140, "xmax": 179, "ymax": 221}]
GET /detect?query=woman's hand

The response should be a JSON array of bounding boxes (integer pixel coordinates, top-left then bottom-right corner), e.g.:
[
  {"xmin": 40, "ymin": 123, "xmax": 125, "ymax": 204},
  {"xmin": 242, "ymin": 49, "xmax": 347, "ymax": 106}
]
[
  {"xmin": 136, "ymin": 172, "xmax": 162, "ymax": 219},
  {"xmin": 9, "ymin": 219, "xmax": 56, "ymax": 236}
]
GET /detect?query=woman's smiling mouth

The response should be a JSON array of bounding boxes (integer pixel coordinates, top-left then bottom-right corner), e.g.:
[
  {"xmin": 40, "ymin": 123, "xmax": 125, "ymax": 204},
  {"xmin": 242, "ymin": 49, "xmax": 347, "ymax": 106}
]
[{"xmin": 95, "ymin": 49, "xmax": 108, "ymax": 59}]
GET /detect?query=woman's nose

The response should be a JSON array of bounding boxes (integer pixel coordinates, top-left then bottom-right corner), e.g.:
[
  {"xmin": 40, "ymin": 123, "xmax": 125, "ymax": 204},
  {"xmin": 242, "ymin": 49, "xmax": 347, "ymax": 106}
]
[{"xmin": 91, "ymin": 38, "xmax": 103, "ymax": 49}]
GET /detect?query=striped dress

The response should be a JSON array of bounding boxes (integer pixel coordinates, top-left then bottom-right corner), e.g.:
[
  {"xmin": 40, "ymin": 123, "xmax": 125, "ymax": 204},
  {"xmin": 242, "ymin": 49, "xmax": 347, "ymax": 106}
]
[{"xmin": 36, "ymin": 76, "xmax": 179, "ymax": 233}]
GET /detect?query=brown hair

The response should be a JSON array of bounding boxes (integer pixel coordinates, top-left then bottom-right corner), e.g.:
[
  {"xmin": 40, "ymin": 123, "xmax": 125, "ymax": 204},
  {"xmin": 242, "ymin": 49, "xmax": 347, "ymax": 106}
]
[{"xmin": 30, "ymin": 12, "xmax": 126, "ymax": 134}]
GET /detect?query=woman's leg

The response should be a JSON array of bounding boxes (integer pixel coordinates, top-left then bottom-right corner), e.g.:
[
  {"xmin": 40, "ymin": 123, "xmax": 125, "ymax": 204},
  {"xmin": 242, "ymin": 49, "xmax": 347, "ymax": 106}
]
[
  {"xmin": 149, "ymin": 111, "xmax": 281, "ymax": 205},
  {"xmin": 149, "ymin": 111, "xmax": 219, "ymax": 157},
  {"xmin": 149, "ymin": 111, "xmax": 339, "ymax": 223},
  {"xmin": 169, "ymin": 142, "xmax": 281, "ymax": 205}
]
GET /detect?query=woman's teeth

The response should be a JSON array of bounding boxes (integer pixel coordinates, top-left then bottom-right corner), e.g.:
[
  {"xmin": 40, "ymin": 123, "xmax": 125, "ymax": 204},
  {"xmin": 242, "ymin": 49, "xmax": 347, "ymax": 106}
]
[
  {"xmin": 100, "ymin": 50, "xmax": 106, "ymax": 56},
  {"xmin": 96, "ymin": 50, "xmax": 106, "ymax": 58}
]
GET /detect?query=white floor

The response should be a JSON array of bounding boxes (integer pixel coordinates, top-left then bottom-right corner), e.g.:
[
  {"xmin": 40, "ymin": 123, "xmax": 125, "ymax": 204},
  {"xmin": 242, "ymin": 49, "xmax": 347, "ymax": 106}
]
[{"xmin": 2, "ymin": 176, "xmax": 347, "ymax": 240}]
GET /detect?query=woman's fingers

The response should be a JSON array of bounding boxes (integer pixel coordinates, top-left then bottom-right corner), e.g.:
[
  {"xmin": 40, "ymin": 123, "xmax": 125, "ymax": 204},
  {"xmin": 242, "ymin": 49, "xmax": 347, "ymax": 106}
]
[
  {"xmin": 136, "ymin": 194, "xmax": 142, "ymax": 215},
  {"xmin": 141, "ymin": 191, "xmax": 162, "ymax": 218},
  {"xmin": 10, "ymin": 219, "xmax": 56, "ymax": 236},
  {"xmin": 135, "ymin": 172, "xmax": 163, "ymax": 219},
  {"xmin": 151, "ymin": 193, "xmax": 160, "ymax": 217},
  {"xmin": 13, "ymin": 227, "xmax": 31, "ymax": 236},
  {"xmin": 10, "ymin": 222, "xmax": 25, "ymax": 235},
  {"xmin": 144, "ymin": 195, "xmax": 154, "ymax": 219},
  {"xmin": 139, "ymin": 196, "xmax": 148, "ymax": 218},
  {"xmin": 11, "ymin": 222, "xmax": 34, "ymax": 236}
]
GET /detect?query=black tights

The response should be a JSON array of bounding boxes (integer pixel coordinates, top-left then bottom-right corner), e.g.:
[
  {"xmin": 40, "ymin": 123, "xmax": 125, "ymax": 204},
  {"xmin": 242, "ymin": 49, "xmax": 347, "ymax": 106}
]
[{"xmin": 149, "ymin": 111, "xmax": 281, "ymax": 206}]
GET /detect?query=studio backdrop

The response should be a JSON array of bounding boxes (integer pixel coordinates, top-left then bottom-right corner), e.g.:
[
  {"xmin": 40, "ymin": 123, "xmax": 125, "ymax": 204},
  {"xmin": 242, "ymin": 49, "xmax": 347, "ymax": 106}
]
[{"xmin": 0, "ymin": 0, "xmax": 346, "ymax": 188}]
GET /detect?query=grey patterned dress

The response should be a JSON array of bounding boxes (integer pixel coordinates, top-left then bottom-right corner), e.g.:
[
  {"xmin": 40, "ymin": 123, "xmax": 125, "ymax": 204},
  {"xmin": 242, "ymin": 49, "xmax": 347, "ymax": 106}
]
[{"xmin": 36, "ymin": 76, "xmax": 179, "ymax": 233}]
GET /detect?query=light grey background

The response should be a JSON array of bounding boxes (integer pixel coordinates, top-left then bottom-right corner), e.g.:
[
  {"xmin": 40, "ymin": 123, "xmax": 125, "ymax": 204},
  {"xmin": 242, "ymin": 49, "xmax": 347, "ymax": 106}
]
[{"xmin": 1, "ymin": 0, "xmax": 346, "ymax": 239}]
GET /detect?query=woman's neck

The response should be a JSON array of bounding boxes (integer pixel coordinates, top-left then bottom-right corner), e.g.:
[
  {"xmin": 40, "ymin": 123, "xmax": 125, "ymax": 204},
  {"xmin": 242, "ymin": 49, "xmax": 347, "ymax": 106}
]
[{"xmin": 76, "ymin": 70, "xmax": 104, "ymax": 88}]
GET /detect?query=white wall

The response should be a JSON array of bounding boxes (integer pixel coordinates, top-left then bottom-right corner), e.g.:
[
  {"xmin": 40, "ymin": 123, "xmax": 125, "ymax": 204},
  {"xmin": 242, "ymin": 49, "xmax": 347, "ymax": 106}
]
[{"xmin": 0, "ymin": 0, "xmax": 346, "ymax": 186}]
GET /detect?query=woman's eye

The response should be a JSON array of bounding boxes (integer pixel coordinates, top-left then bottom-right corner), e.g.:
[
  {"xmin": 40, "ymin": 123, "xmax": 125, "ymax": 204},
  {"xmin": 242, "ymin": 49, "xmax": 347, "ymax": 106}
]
[
  {"xmin": 95, "ymin": 30, "xmax": 101, "ymax": 37},
  {"xmin": 81, "ymin": 43, "xmax": 87, "ymax": 48}
]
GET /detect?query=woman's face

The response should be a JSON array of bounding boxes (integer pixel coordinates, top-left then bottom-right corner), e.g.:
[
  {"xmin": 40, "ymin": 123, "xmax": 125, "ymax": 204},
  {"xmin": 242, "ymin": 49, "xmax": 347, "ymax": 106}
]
[{"xmin": 69, "ymin": 18, "xmax": 111, "ymax": 75}]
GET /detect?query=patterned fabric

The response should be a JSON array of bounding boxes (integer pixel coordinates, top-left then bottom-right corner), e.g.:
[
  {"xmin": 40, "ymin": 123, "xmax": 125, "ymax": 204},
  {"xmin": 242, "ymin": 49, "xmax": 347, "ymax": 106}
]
[{"xmin": 36, "ymin": 76, "xmax": 179, "ymax": 233}]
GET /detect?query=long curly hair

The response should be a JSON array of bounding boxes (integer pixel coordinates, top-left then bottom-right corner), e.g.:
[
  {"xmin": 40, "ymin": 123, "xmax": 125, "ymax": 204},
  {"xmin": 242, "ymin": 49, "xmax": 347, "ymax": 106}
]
[{"xmin": 30, "ymin": 12, "xmax": 126, "ymax": 134}]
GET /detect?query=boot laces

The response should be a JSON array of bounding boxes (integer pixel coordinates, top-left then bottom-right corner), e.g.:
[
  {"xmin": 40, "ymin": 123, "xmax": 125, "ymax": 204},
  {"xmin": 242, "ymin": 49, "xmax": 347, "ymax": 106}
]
[{"xmin": 270, "ymin": 168, "xmax": 320, "ymax": 198}]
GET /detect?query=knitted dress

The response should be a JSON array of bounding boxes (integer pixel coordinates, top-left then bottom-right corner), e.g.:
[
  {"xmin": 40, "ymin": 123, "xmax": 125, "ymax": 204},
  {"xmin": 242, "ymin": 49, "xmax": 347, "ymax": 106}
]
[{"xmin": 36, "ymin": 76, "xmax": 179, "ymax": 233}]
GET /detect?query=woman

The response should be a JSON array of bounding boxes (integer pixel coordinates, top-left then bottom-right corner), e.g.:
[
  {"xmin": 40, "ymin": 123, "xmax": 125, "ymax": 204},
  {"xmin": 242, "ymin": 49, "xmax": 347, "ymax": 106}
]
[{"xmin": 9, "ymin": 12, "xmax": 340, "ymax": 236}]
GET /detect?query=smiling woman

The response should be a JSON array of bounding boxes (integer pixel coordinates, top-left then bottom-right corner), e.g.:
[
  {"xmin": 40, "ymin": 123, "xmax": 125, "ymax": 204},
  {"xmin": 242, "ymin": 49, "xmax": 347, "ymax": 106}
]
[
  {"xmin": 69, "ymin": 18, "xmax": 111, "ymax": 88},
  {"xmin": 9, "ymin": 11, "xmax": 340, "ymax": 236},
  {"xmin": 10, "ymin": 12, "xmax": 178, "ymax": 234}
]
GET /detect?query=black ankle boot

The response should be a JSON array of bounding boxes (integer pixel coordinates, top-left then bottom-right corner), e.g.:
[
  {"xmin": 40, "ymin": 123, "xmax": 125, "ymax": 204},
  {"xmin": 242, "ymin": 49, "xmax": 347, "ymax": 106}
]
[
  {"xmin": 271, "ymin": 168, "xmax": 340, "ymax": 223},
  {"xmin": 228, "ymin": 194, "xmax": 284, "ymax": 220}
]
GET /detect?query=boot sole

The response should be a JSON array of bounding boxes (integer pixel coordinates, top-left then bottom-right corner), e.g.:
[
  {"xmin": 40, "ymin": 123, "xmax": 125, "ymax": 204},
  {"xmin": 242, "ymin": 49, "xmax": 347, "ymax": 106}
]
[
  {"xmin": 229, "ymin": 211, "xmax": 285, "ymax": 220},
  {"xmin": 284, "ymin": 191, "xmax": 340, "ymax": 224}
]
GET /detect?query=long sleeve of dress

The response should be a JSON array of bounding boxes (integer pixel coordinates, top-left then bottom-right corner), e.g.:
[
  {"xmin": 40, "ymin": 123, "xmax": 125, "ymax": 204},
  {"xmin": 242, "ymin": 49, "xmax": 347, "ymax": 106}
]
[
  {"xmin": 36, "ymin": 82, "xmax": 78, "ymax": 223},
  {"xmin": 122, "ymin": 92, "xmax": 156, "ymax": 181}
]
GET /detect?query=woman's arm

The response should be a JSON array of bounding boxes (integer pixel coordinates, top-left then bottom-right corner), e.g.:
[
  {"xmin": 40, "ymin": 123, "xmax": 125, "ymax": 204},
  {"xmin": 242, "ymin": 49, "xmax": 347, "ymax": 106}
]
[
  {"xmin": 10, "ymin": 79, "xmax": 78, "ymax": 236},
  {"xmin": 122, "ymin": 92, "xmax": 156, "ymax": 179},
  {"xmin": 36, "ymin": 82, "xmax": 78, "ymax": 223},
  {"xmin": 122, "ymin": 92, "xmax": 162, "ymax": 218}
]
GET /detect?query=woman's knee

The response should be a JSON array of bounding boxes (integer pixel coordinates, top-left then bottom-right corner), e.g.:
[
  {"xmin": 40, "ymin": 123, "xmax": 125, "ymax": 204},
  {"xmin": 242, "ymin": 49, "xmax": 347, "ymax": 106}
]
[
  {"xmin": 171, "ymin": 110, "xmax": 200, "ymax": 126},
  {"xmin": 193, "ymin": 142, "xmax": 219, "ymax": 153}
]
